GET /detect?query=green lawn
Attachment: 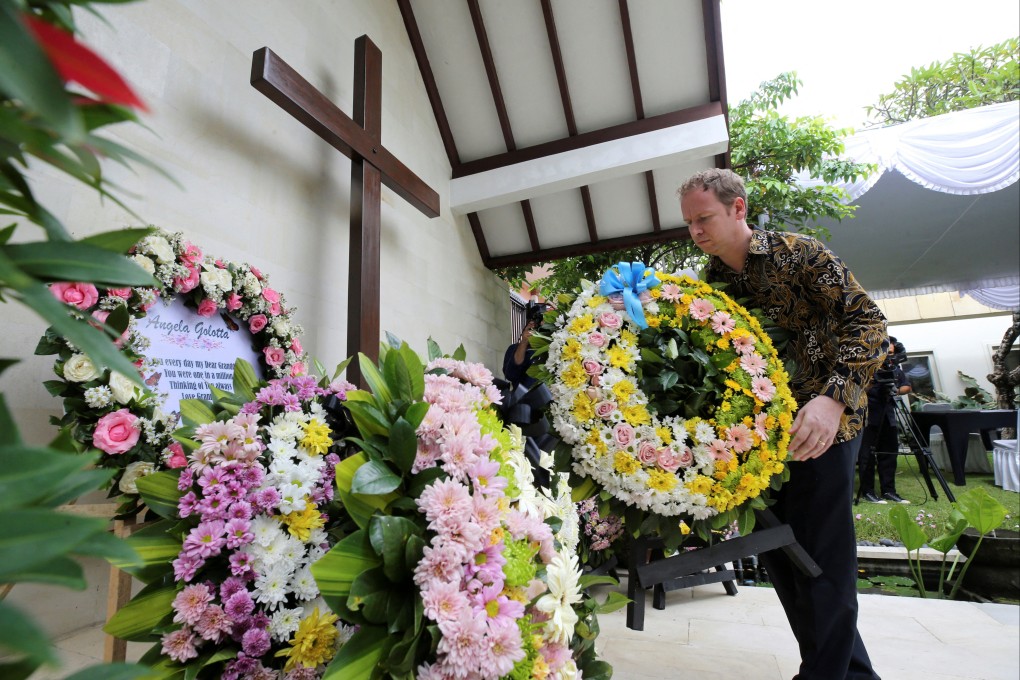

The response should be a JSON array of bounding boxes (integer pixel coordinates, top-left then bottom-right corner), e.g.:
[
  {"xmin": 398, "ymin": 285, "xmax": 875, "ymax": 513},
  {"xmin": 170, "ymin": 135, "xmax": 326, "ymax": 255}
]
[{"xmin": 852, "ymin": 452, "xmax": 1020, "ymax": 544}]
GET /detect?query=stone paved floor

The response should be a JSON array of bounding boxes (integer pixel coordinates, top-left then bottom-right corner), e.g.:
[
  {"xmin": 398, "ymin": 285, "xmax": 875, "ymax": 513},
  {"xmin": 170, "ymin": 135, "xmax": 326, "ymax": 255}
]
[{"xmin": 25, "ymin": 578, "xmax": 1020, "ymax": 679}]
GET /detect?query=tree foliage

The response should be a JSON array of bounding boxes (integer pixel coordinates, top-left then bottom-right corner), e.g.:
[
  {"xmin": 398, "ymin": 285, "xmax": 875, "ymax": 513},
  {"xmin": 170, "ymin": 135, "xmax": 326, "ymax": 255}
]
[
  {"xmin": 495, "ymin": 72, "xmax": 873, "ymax": 299},
  {"xmin": 866, "ymin": 37, "xmax": 1019, "ymax": 126}
]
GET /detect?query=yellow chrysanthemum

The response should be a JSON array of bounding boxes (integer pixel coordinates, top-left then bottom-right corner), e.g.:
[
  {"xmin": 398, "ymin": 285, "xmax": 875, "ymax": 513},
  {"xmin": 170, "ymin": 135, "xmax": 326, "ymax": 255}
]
[
  {"xmin": 614, "ymin": 451, "xmax": 641, "ymax": 475},
  {"xmin": 562, "ymin": 338, "xmax": 583, "ymax": 361},
  {"xmin": 569, "ymin": 314, "xmax": 596, "ymax": 335},
  {"xmin": 606, "ymin": 345, "xmax": 633, "ymax": 370},
  {"xmin": 716, "ymin": 336, "xmax": 729, "ymax": 349},
  {"xmin": 647, "ymin": 316, "xmax": 661, "ymax": 328},
  {"xmin": 588, "ymin": 295, "xmax": 607, "ymax": 308},
  {"xmin": 562, "ymin": 361, "xmax": 588, "ymax": 388},
  {"xmin": 277, "ymin": 500, "xmax": 325, "ymax": 541},
  {"xmin": 588, "ymin": 429, "xmax": 608, "ymax": 456},
  {"xmin": 611, "ymin": 379, "xmax": 636, "ymax": 403},
  {"xmin": 572, "ymin": 391, "xmax": 595, "ymax": 422},
  {"xmin": 724, "ymin": 379, "xmax": 742, "ymax": 391},
  {"xmin": 619, "ymin": 329, "xmax": 638, "ymax": 347},
  {"xmin": 621, "ymin": 403, "xmax": 650, "ymax": 427},
  {"xmin": 656, "ymin": 425, "xmax": 673, "ymax": 444},
  {"xmin": 686, "ymin": 475, "xmax": 712, "ymax": 495},
  {"xmin": 778, "ymin": 411, "xmax": 792, "ymax": 429},
  {"xmin": 300, "ymin": 419, "xmax": 332, "ymax": 456},
  {"xmin": 647, "ymin": 468, "xmax": 678, "ymax": 492},
  {"xmin": 276, "ymin": 607, "xmax": 339, "ymax": 672}
]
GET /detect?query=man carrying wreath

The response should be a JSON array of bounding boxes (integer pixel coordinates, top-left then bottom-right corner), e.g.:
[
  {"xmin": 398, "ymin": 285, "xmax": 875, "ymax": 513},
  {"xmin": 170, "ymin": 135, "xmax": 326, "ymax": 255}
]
[{"xmin": 679, "ymin": 169, "xmax": 887, "ymax": 680}]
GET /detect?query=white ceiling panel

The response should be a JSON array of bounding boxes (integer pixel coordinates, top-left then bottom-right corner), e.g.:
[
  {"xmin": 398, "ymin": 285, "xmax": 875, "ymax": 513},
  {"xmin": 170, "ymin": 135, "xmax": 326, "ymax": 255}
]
[
  {"xmin": 478, "ymin": 202, "xmax": 531, "ymax": 257},
  {"xmin": 631, "ymin": 0, "xmax": 711, "ymax": 117},
  {"xmin": 588, "ymin": 173, "xmax": 653, "ymax": 239},
  {"xmin": 528, "ymin": 190, "xmax": 591, "ymax": 249}
]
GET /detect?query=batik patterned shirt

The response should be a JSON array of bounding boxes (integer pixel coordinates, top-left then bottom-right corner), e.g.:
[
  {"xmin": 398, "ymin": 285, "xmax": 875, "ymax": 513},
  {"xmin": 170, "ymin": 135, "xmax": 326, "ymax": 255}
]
[{"xmin": 706, "ymin": 229, "xmax": 888, "ymax": 442}]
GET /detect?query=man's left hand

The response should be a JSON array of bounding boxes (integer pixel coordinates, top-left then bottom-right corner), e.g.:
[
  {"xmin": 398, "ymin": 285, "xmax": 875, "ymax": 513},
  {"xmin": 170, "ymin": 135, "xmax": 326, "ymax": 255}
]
[{"xmin": 788, "ymin": 395, "xmax": 845, "ymax": 461}]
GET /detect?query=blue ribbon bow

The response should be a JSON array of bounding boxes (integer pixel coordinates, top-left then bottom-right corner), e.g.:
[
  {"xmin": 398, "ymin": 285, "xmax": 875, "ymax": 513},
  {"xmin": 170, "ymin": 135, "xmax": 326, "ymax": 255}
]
[{"xmin": 599, "ymin": 261, "xmax": 661, "ymax": 329}]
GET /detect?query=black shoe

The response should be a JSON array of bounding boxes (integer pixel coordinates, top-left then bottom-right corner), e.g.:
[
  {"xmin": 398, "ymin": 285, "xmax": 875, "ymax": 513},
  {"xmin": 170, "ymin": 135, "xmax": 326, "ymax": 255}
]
[
  {"xmin": 862, "ymin": 491, "xmax": 887, "ymax": 504},
  {"xmin": 883, "ymin": 492, "xmax": 910, "ymax": 504}
]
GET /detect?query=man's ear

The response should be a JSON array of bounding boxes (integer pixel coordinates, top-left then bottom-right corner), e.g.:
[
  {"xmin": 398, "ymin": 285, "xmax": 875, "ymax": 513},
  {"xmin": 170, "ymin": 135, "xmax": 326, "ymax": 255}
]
[{"xmin": 733, "ymin": 196, "xmax": 747, "ymax": 219}]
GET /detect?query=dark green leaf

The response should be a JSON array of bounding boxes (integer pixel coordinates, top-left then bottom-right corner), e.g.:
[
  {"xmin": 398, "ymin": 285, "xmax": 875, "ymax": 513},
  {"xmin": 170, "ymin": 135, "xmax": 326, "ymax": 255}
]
[
  {"xmin": 351, "ymin": 460, "xmax": 401, "ymax": 495},
  {"xmin": 135, "ymin": 471, "xmax": 184, "ymax": 521},
  {"xmin": 388, "ymin": 417, "xmax": 418, "ymax": 474},
  {"xmin": 103, "ymin": 580, "xmax": 176, "ymax": 642},
  {"xmin": 368, "ymin": 515, "xmax": 421, "ymax": 582},
  {"xmin": 0, "ymin": 601, "xmax": 58, "ymax": 667}
]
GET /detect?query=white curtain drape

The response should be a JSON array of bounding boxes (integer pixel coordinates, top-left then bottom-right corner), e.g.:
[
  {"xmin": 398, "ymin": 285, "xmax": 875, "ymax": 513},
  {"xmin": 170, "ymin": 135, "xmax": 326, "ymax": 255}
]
[{"xmin": 961, "ymin": 284, "xmax": 1020, "ymax": 311}]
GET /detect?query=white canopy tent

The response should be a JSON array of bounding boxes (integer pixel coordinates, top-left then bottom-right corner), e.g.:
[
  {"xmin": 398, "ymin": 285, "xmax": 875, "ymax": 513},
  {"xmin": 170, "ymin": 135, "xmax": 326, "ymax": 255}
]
[{"xmin": 800, "ymin": 102, "xmax": 1020, "ymax": 304}]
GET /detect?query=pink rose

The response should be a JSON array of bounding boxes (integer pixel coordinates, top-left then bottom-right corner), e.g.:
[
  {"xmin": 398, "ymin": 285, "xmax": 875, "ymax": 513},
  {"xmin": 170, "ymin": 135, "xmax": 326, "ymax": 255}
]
[
  {"xmin": 93, "ymin": 409, "xmax": 140, "ymax": 455},
  {"xmin": 290, "ymin": 338, "xmax": 303, "ymax": 355},
  {"xmin": 613, "ymin": 423, "xmax": 634, "ymax": 448},
  {"xmin": 263, "ymin": 346, "xmax": 285, "ymax": 367},
  {"xmin": 585, "ymin": 387, "xmax": 600, "ymax": 402},
  {"xmin": 607, "ymin": 293, "xmax": 625, "ymax": 311},
  {"xmin": 582, "ymin": 359, "xmax": 604, "ymax": 376},
  {"xmin": 166, "ymin": 442, "xmax": 188, "ymax": 469},
  {"xmin": 181, "ymin": 242, "xmax": 203, "ymax": 266},
  {"xmin": 262, "ymin": 287, "xmax": 281, "ymax": 304},
  {"xmin": 249, "ymin": 265, "xmax": 263, "ymax": 280},
  {"xmin": 675, "ymin": 447, "xmax": 694, "ymax": 468},
  {"xmin": 51, "ymin": 282, "xmax": 99, "ymax": 310},
  {"xmin": 197, "ymin": 299, "xmax": 218, "ymax": 317},
  {"xmin": 595, "ymin": 401, "xmax": 616, "ymax": 418},
  {"xmin": 290, "ymin": 362, "xmax": 306, "ymax": 377},
  {"xmin": 225, "ymin": 292, "xmax": 243, "ymax": 312},
  {"xmin": 174, "ymin": 266, "xmax": 200, "ymax": 293},
  {"xmin": 598, "ymin": 312, "xmax": 622, "ymax": 329},
  {"xmin": 268, "ymin": 301, "xmax": 282, "ymax": 316},
  {"xmin": 214, "ymin": 259, "xmax": 226, "ymax": 268},
  {"xmin": 659, "ymin": 448, "xmax": 684, "ymax": 472},
  {"xmin": 106, "ymin": 287, "xmax": 132, "ymax": 299},
  {"xmin": 638, "ymin": 441, "xmax": 659, "ymax": 465},
  {"xmin": 588, "ymin": 332, "xmax": 607, "ymax": 348},
  {"xmin": 249, "ymin": 314, "xmax": 268, "ymax": 333}
]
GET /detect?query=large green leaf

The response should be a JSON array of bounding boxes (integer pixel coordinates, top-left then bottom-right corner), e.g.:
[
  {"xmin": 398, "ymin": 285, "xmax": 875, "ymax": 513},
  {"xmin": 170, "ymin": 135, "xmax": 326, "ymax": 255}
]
[
  {"xmin": 358, "ymin": 353, "xmax": 393, "ymax": 403},
  {"xmin": 79, "ymin": 227, "xmax": 153, "ymax": 253},
  {"xmin": 954, "ymin": 487, "xmax": 1008, "ymax": 535},
  {"xmin": 0, "ymin": 555, "xmax": 84, "ymax": 589},
  {"xmin": 0, "ymin": 601, "xmax": 57, "ymax": 667},
  {"xmin": 368, "ymin": 515, "xmax": 422, "ymax": 582},
  {"xmin": 178, "ymin": 398, "xmax": 215, "ymax": 428},
  {"xmin": 335, "ymin": 453, "xmax": 399, "ymax": 530},
  {"xmin": 136, "ymin": 471, "xmax": 184, "ymax": 521},
  {"xmin": 322, "ymin": 624, "xmax": 391, "ymax": 680},
  {"xmin": 103, "ymin": 580, "xmax": 177, "ymax": 642},
  {"xmin": 888, "ymin": 505, "xmax": 927, "ymax": 552},
  {"xmin": 0, "ymin": 446, "xmax": 90, "ymax": 511},
  {"xmin": 311, "ymin": 530, "xmax": 382, "ymax": 601},
  {"xmin": 116, "ymin": 518, "xmax": 180, "ymax": 582},
  {"xmin": 0, "ymin": 3, "xmax": 81, "ymax": 143},
  {"xmin": 232, "ymin": 359, "xmax": 259, "ymax": 402},
  {"xmin": 928, "ymin": 512, "xmax": 968, "ymax": 554},
  {"xmin": 65, "ymin": 663, "xmax": 151, "ymax": 680},
  {"xmin": 0, "ymin": 395, "xmax": 22, "ymax": 446},
  {"xmin": 4, "ymin": 241, "xmax": 156, "ymax": 286},
  {"xmin": 387, "ymin": 417, "xmax": 418, "ymax": 474},
  {"xmin": 0, "ymin": 510, "xmax": 107, "ymax": 580},
  {"xmin": 344, "ymin": 393, "xmax": 391, "ymax": 438},
  {"xmin": 348, "ymin": 566, "xmax": 393, "ymax": 623},
  {"xmin": 351, "ymin": 459, "xmax": 402, "ymax": 495}
]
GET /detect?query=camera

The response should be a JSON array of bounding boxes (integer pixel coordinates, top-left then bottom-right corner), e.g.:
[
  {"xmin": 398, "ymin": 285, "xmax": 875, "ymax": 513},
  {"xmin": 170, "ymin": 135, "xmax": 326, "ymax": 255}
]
[{"xmin": 525, "ymin": 301, "xmax": 547, "ymax": 327}]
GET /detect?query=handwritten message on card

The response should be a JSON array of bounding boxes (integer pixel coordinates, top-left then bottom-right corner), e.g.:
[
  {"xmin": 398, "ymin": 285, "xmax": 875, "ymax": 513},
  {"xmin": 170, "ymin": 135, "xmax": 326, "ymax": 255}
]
[{"xmin": 135, "ymin": 297, "xmax": 264, "ymax": 414}]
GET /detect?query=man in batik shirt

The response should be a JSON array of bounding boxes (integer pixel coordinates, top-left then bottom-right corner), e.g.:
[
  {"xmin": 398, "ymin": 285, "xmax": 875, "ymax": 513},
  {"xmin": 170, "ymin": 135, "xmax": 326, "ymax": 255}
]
[{"xmin": 679, "ymin": 168, "xmax": 887, "ymax": 680}]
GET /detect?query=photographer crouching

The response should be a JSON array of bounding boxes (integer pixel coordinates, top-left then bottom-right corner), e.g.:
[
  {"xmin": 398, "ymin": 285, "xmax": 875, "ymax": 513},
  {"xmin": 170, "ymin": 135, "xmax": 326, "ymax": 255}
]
[{"xmin": 859, "ymin": 337, "xmax": 912, "ymax": 504}]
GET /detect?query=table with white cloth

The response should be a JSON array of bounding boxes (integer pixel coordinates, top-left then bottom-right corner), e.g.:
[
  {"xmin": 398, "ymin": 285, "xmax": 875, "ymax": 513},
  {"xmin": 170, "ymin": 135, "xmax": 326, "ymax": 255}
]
[{"xmin": 992, "ymin": 439, "xmax": 1020, "ymax": 492}]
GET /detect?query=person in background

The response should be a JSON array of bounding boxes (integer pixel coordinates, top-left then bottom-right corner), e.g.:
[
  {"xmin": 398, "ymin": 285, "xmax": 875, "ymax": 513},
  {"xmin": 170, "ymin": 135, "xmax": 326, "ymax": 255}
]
[
  {"xmin": 859, "ymin": 339, "xmax": 913, "ymax": 504},
  {"xmin": 679, "ymin": 168, "xmax": 887, "ymax": 680},
  {"xmin": 503, "ymin": 301, "xmax": 543, "ymax": 389}
]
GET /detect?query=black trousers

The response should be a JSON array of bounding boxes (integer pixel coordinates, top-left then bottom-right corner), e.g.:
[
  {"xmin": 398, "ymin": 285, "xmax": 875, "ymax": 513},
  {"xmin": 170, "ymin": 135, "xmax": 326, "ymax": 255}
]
[
  {"xmin": 758, "ymin": 437, "xmax": 880, "ymax": 680},
  {"xmin": 858, "ymin": 419, "xmax": 899, "ymax": 496}
]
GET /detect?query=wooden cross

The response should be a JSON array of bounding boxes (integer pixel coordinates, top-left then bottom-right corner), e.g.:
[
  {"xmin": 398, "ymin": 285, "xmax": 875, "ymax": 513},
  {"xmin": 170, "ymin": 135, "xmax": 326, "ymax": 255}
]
[{"xmin": 251, "ymin": 36, "xmax": 440, "ymax": 387}]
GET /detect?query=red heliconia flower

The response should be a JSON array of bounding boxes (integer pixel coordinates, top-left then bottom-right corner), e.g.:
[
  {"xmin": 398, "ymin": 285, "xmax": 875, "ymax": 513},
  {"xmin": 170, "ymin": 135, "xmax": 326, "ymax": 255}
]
[{"xmin": 24, "ymin": 14, "xmax": 148, "ymax": 111}]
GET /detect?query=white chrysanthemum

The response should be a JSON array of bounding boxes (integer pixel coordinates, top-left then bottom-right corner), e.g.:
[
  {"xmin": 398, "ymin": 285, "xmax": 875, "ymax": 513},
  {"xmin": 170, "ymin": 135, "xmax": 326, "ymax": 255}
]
[
  {"xmin": 288, "ymin": 565, "xmax": 319, "ymax": 600},
  {"xmin": 694, "ymin": 421, "xmax": 716, "ymax": 445},
  {"xmin": 535, "ymin": 551, "xmax": 583, "ymax": 645},
  {"xmin": 253, "ymin": 561, "xmax": 293, "ymax": 609},
  {"xmin": 269, "ymin": 607, "xmax": 303, "ymax": 642},
  {"xmin": 276, "ymin": 483, "xmax": 308, "ymax": 514},
  {"xmin": 84, "ymin": 386, "xmax": 113, "ymax": 408},
  {"xmin": 250, "ymin": 515, "xmax": 283, "ymax": 547}
]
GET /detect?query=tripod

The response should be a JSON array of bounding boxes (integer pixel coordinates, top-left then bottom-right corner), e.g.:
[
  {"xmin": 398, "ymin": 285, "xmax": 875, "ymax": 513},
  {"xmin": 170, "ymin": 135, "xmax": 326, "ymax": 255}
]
[{"xmin": 855, "ymin": 395, "xmax": 956, "ymax": 504}]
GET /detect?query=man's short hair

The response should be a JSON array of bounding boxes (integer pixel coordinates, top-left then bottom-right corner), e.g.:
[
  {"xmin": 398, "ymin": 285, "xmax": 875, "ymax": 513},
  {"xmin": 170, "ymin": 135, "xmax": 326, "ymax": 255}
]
[{"xmin": 677, "ymin": 168, "xmax": 747, "ymax": 209}]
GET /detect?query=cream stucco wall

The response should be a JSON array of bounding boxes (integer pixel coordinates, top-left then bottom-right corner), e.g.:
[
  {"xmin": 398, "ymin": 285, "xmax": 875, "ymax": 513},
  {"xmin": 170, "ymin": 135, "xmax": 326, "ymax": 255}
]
[{"xmin": 4, "ymin": 0, "xmax": 512, "ymax": 446}]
